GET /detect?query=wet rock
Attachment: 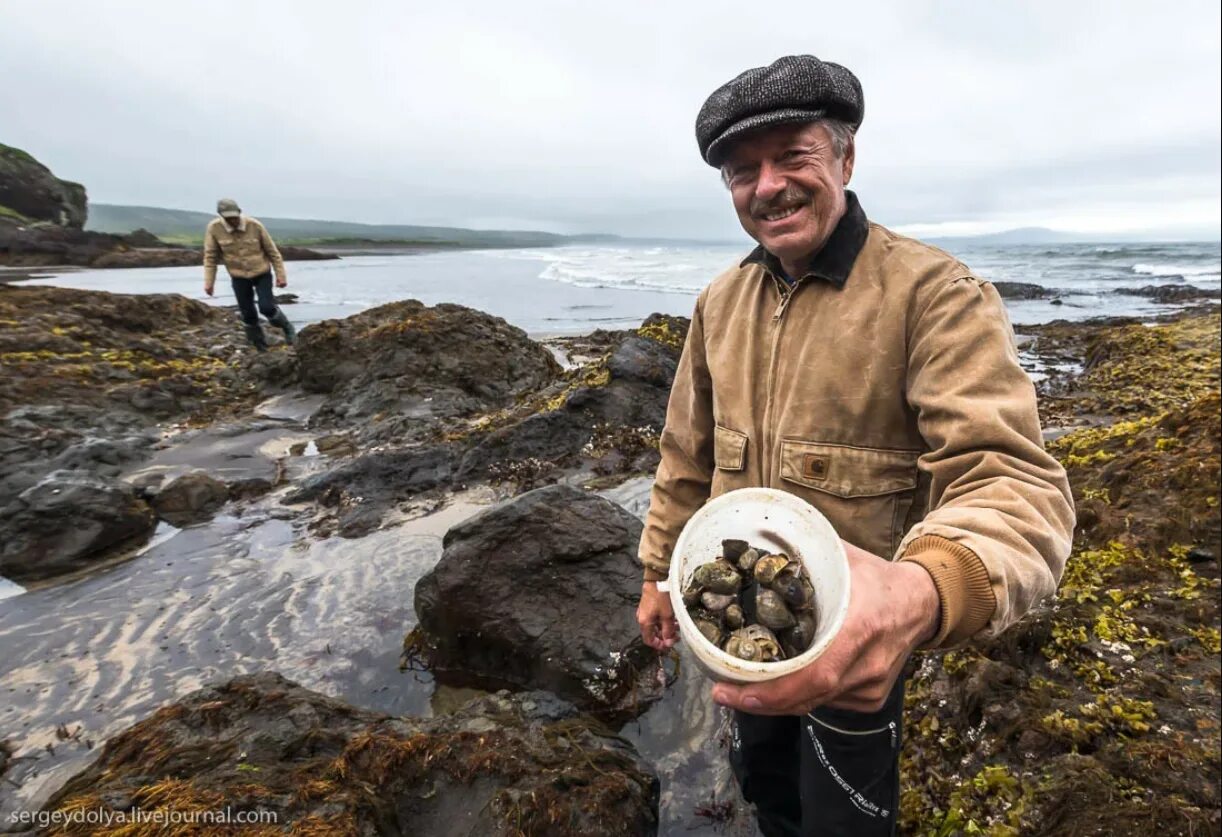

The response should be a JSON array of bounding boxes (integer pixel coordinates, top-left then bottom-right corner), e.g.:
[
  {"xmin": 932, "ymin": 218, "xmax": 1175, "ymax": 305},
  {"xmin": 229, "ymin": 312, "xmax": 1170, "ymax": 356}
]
[
  {"xmin": 286, "ymin": 444, "xmax": 458, "ymax": 517},
  {"xmin": 993, "ymin": 281, "xmax": 1054, "ymax": 300},
  {"xmin": 1115, "ymin": 284, "xmax": 1220, "ymax": 303},
  {"xmin": 0, "ymin": 470, "xmax": 155, "ymax": 582},
  {"xmin": 0, "ymin": 430, "xmax": 156, "ymax": 508},
  {"xmin": 125, "ymin": 382, "xmax": 180, "ymax": 415},
  {"xmin": 454, "ymin": 317, "xmax": 685, "ymax": 483},
  {"xmin": 292, "ymin": 315, "xmax": 687, "ymax": 522},
  {"xmin": 90, "ymin": 247, "xmax": 202, "ymax": 268},
  {"xmin": 0, "ymin": 286, "xmax": 242, "ymax": 424},
  {"xmin": 296, "ymin": 299, "xmax": 561, "ymax": 443},
  {"xmin": 335, "ymin": 504, "xmax": 385, "ymax": 538},
  {"xmin": 277, "ymin": 246, "xmax": 337, "ymax": 262},
  {"xmin": 606, "ymin": 334, "xmax": 680, "ymax": 387},
  {"xmin": 43, "ymin": 672, "xmax": 659, "ymax": 836},
  {"xmin": 150, "ymin": 472, "xmax": 229, "ymax": 527},
  {"xmin": 244, "ymin": 349, "xmax": 298, "ymax": 390},
  {"xmin": 408, "ymin": 484, "xmax": 665, "ymax": 719}
]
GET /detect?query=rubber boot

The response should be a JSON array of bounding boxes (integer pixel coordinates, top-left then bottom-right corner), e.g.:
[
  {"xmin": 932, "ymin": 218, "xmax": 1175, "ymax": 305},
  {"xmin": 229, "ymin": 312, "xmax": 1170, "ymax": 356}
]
[
  {"xmin": 269, "ymin": 309, "xmax": 296, "ymax": 346},
  {"xmin": 244, "ymin": 323, "xmax": 268, "ymax": 353}
]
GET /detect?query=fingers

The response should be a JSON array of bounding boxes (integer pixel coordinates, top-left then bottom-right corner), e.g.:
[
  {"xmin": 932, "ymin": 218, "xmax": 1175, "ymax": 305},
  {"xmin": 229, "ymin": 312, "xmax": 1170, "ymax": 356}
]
[
  {"xmin": 638, "ymin": 612, "xmax": 678, "ymax": 651},
  {"xmin": 660, "ymin": 616, "xmax": 678, "ymax": 644},
  {"xmin": 712, "ymin": 663, "xmax": 839, "ymax": 715},
  {"xmin": 637, "ymin": 604, "xmax": 663, "ymax": 650}
]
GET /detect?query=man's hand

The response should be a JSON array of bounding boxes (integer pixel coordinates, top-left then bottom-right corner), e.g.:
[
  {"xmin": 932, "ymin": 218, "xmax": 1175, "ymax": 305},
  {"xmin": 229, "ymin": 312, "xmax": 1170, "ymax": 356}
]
[
  {"xmin": 275, "ymin": 276, "xmax": 287, "ymax": 289},
  {"xmin": 637, "ymin": 581, "xmax": 679, "ymax": 651},
  {"xmin": 204, "ymin": 283, "xmax": 214, "ymax": 297},
  {"xmin": 712, "ymin": 541, "xmax": 940, "ymax": 714}
]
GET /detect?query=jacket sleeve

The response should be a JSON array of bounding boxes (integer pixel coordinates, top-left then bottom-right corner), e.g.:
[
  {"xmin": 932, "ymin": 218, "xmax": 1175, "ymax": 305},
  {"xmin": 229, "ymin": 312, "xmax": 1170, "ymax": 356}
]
[
  {"xmin": 897, "ymin": 275, "xmax": 1075, "ymax": 647},
  {"xmin": 257, "ymin": 221, "xmax": 287, "ymax": 283},
  {"xmin": 638, "ymin": 293, "xmax": 716, "ymax": 581},
  {"xmin": 203, "ymin": 224, "xmax": 219, "ymax": 286}
]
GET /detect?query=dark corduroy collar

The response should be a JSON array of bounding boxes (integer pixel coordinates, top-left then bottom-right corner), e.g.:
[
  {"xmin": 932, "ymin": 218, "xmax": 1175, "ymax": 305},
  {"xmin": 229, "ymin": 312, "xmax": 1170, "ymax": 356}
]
[{"xmin": 740, "ymin": 190, "xmax": 868, "ymax": 288}]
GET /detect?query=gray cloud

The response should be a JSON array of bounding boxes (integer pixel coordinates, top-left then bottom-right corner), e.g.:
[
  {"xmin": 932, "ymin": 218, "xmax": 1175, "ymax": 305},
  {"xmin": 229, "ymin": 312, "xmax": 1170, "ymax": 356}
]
[{"xmin": 2, "ymin": 0, "xmax": 1218, "ymax": 238}]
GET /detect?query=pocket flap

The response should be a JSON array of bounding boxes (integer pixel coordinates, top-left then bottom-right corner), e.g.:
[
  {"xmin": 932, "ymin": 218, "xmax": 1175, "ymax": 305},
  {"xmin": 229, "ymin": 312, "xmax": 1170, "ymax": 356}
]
[
  {"xmin": 714, "ymin": 425, "xmax": 747, "ymax": 471},
  {"xmin": 779, "ymin": 440, "xmax": 918, "ymax": 497}
]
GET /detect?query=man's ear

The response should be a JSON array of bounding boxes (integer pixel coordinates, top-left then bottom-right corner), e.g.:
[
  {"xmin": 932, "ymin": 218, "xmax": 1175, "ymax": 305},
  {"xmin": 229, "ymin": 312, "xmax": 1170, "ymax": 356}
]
[{"xmin": 841, "ymin": 136, "xmax": 856, "ymax": 185}]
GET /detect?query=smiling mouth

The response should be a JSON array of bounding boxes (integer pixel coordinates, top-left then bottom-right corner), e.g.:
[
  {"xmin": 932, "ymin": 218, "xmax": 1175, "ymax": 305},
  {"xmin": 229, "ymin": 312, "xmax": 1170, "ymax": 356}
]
[{"xmin": 758, "ymin": 205, "xmax": 803, "ymax": 222}]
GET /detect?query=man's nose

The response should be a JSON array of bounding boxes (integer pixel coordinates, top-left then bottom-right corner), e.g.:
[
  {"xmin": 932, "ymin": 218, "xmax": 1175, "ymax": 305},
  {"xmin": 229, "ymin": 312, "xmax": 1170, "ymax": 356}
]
[{"xmin": 754, "ymin": 160, "xmax": 787, "ymax": 202}]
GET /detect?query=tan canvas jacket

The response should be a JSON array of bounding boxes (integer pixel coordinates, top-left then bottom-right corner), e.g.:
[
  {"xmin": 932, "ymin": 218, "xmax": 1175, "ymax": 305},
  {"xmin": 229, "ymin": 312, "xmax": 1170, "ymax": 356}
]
[
  {"xmin": 639, "ymin": 193, "xmax": 1074, "ymax": 647},
  {"xmin": 203, "ymin": 216, "xmax": 287, "ymax": 285}
]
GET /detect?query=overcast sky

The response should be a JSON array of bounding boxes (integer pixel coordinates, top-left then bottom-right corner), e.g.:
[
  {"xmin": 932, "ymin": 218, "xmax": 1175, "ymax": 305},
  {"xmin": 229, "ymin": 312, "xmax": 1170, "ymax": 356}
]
[{"xmin": 2, "ymin": 1, "xmax": 1219, "ymax": 240}]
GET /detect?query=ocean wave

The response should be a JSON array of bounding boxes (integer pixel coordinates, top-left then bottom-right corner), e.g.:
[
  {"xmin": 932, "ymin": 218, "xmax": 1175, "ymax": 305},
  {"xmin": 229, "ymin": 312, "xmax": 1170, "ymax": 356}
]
[
  {"xmin": 1132, "ymin": 262, "xmax": 1221, "ymax": 277},
  {"xmin": 536, "ymin": 254, "xmax": 719, "ymax": 295}
]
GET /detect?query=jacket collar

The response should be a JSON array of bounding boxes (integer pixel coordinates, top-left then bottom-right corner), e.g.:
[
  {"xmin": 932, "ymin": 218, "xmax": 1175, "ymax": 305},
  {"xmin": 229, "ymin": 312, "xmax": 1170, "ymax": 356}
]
[
  {"xmin": 740, "ymin": 190, "xmax": 868, "ymax": 288},
  {"xmin": 221, "ymin": 215, "xmax": 247, "ymax": 233}
]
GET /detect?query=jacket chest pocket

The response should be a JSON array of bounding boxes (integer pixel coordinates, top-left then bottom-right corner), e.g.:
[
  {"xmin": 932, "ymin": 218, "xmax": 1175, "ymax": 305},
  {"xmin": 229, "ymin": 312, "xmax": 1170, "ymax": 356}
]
[{"xmin": 779, "ymin": 439, "xmax": 920, "ymax": 557}]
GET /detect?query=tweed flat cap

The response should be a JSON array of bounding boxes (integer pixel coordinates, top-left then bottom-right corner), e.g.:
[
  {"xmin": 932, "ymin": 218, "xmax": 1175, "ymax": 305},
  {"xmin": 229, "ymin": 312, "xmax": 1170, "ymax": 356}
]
[{"xmin": 696, "ymin": 55, "xmax": 864, "ymax": 167}]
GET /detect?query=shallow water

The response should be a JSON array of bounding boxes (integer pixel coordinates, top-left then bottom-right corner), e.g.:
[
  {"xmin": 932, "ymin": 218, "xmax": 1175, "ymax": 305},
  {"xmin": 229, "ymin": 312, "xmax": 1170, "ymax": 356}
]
[
  {"xmin": 0, "ymin": 468, "xmax": 759, "ymax": 835},
  {"xmin": 16, "ymin": 240, "xmax": 1220, "ymax": 334}
]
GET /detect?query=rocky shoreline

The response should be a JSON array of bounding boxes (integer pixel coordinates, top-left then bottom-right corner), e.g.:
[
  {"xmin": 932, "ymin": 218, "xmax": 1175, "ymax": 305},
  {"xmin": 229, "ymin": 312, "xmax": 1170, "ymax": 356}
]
[
  {"xmin": 0, "ymin": 143, "xmax": 335, "ymax": 271},
  {"xmin": 0, "ymin": 278, "xmax": 1217, "ymax": 834}
]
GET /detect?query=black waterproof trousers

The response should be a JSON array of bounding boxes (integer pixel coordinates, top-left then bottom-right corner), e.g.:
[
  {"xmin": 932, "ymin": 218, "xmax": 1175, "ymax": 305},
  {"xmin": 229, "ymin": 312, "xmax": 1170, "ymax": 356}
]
[
  {"xmin": 231, "ymin": 271, "xmax": 278, "ymax": 326},
  {"xmin": 730, "ymin": 677, "xmax": 904, "ymax": 836}
]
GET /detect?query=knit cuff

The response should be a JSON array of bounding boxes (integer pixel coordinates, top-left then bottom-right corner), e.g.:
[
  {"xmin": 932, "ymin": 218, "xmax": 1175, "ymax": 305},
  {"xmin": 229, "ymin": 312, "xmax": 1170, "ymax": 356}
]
[
  {"xmin": 900, "ymin": 535, "xmax": 995, "ymax": 648},
  {"xmin": 642, "ymin": 565, "xmax": 668, "ymax": 583}
]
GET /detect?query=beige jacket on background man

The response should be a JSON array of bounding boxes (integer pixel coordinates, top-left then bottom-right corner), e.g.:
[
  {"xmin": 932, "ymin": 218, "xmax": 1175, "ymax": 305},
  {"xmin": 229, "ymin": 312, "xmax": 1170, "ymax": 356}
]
[
  {"xmin": 639, "ymin": 193, "xmax": 1075, "ymax": 648},
  {"xmin": 203, "ymin": 216, "xmax": 287, "ymax": 286}
]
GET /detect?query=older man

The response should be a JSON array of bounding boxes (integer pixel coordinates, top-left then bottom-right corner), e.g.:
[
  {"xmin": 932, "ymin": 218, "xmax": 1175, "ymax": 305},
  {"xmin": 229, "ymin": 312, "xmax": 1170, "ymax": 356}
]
[
  {"xmin": 636, "ymin": 56, "xmax": 1074, "ymax": 835},
  {"xmin": 203, "ymin": 198, "xmax": 296, "ymax": 352}
]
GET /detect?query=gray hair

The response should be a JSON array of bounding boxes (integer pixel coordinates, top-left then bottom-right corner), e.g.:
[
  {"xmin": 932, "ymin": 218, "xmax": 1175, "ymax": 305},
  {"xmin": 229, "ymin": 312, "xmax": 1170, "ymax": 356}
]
[{"xmin": 720, "ymin": 117, "xmax": 856, "ymax": 187}]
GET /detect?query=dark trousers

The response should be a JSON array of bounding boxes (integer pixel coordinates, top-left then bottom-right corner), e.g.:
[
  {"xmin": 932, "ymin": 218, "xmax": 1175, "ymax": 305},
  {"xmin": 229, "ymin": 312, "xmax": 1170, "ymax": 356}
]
[
  {"xmin": 231, "ymin": 271, "xmax": 278, "ymax": 326},
  {"xmin": 730, "ymin": 677, "xmax": 904, "ymax": 836}
]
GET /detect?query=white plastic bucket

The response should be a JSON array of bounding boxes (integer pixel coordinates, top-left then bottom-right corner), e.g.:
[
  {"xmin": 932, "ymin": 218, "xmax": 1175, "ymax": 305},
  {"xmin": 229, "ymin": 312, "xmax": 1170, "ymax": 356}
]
[{"xmin": 666, "ymin": 487, "xmax": 850, "ymax": 684}]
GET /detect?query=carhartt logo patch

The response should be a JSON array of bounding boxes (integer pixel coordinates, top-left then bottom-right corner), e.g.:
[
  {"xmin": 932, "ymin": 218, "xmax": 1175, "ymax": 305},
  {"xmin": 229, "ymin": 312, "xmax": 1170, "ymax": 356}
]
[{"xmin": 803, "ymin": 454, "xmax": 829, "ymax": 480}]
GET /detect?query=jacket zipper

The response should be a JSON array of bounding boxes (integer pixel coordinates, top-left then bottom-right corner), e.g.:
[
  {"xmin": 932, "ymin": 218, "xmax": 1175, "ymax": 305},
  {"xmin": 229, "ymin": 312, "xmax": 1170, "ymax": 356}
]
[{"xmin": 762, "ymin": 277, "xmax": 799, "ymax": 486}]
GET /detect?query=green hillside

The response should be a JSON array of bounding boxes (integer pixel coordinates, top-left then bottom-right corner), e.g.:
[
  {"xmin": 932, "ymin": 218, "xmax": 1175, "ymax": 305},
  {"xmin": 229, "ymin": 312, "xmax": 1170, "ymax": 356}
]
[{"xmin": 86, "ymin": 203, "xmax": 576, "ymax": 248}]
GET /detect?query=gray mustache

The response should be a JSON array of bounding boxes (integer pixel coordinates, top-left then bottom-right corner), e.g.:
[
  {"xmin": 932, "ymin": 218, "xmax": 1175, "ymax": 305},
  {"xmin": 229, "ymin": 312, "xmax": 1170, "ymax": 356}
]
[{"xmin": 749, "ymin": 189, "xmax": 812, "ymax": 218}]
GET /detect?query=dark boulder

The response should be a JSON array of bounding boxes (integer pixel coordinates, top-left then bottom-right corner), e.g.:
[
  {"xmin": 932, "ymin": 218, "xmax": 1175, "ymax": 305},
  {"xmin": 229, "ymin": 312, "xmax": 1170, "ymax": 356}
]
[
  {"xmin": 150, "ymin": 471, "xmax": 230, "ymax": 527},
  {"xmin": 606, "ymin": 334, "xmax": 680, "ymax": 388},
  {"xmin": 408, "ymin": 484, "xmax": 667, "ymax": 719},
  {"xmin": 288, "ymin": 315, "xmax": 688, "ymax": 524},
  {"xmin": 43, "ymin": 672, "xmax": 659, "ymax": 836},
  {"xmin": 1115, "ymin": 284, "xmax": 1219, "ymax": 303},
  {"xmin": 278, "ymin": 245, "xmax": 338, "ymax": 262},
  {"xmin": 992, "ymin": 281, "xmax": 1054, "ymax": 300},
  {"xmin": 0, "ymin": 470, "xmax": 156, "ymax": 582},
  {"xmin": 296, "ymin": 300, "xmax": 562, "ymax": 442},
  {"xmin": 454, "ymin": 315, "xmax": 687, "ymax": 484},
  {"xmin": 285, "ymin": 444, "xmax": 459, "ymax": 513}
]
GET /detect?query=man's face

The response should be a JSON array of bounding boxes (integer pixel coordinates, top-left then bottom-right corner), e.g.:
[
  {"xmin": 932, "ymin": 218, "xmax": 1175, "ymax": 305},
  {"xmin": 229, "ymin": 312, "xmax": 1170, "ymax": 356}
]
[
  {"xmin": 722, "ymin": 122, "xmax": 855, "ymax": 269},
  {"xmin": 223, "ymin": 215, "xmax": 240, "ymax": 230}
]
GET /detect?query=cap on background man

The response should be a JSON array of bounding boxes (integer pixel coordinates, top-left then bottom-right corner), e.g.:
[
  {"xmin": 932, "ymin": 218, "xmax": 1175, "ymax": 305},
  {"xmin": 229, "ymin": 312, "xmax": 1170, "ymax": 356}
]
[{"xmin": 216, "ymin": 197, "xmax": 242, "ymax": 219}]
